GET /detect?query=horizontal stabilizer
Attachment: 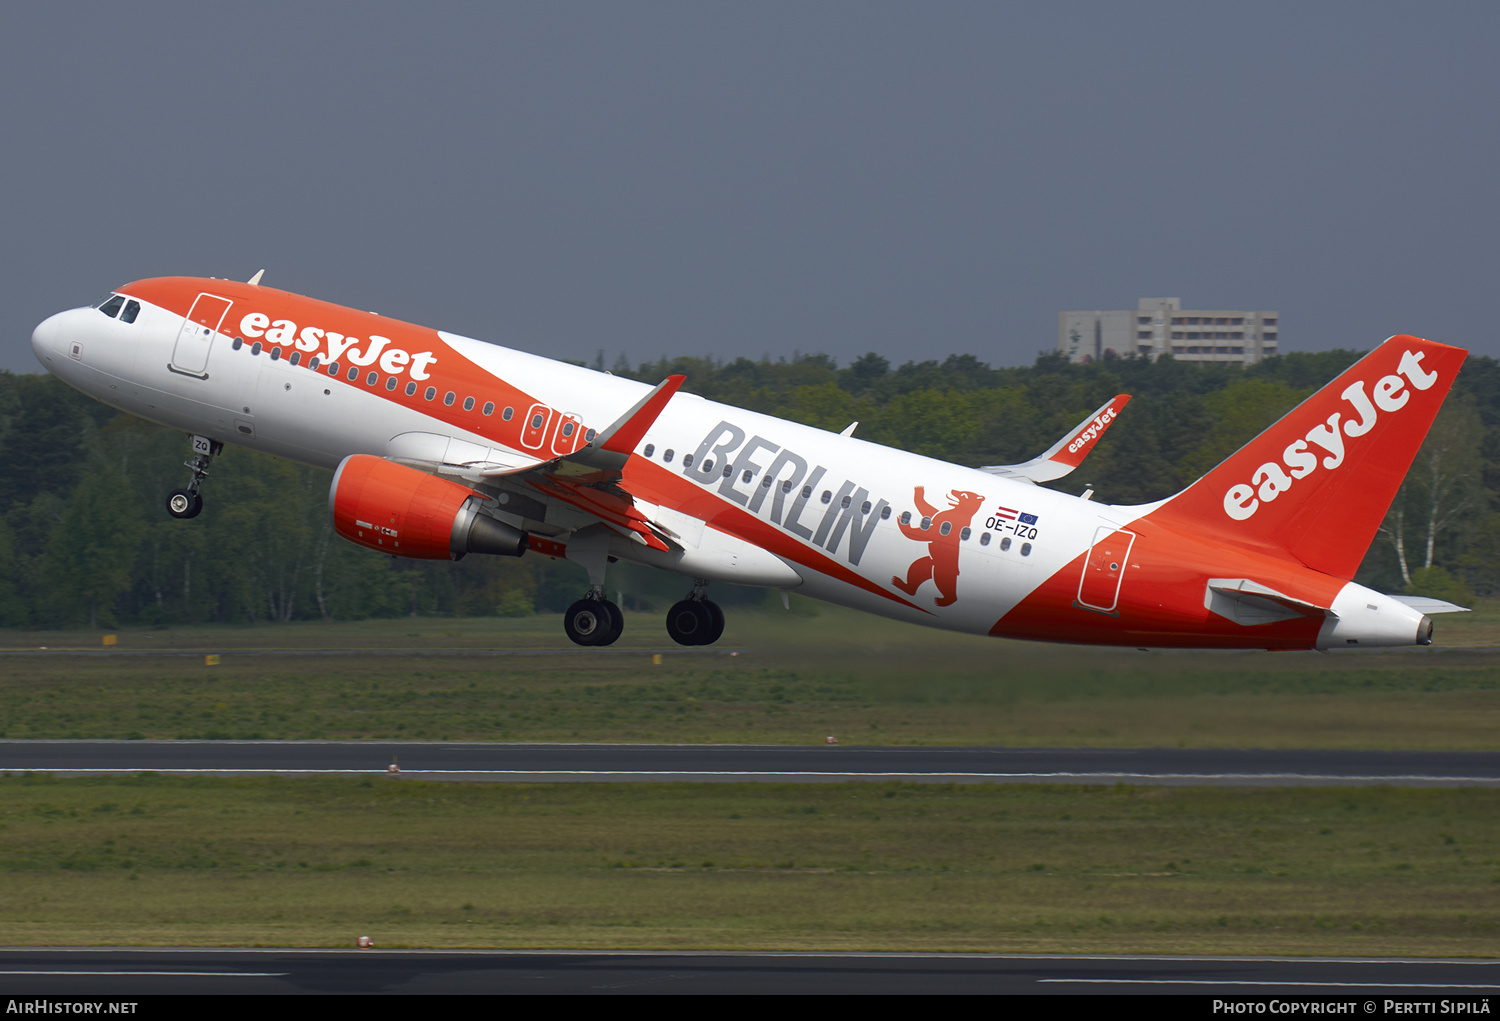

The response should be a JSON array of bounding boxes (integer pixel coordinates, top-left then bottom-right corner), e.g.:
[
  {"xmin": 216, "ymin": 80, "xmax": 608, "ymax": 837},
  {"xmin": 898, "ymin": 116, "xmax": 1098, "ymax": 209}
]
[
  {"xmin": 1205, "ymin": 577, "xmax": 1331, "ymax": 626},
  {"xmin": 980, "ymin": 394, "xmax": 1130, "ymax": 484},
  {"xmin": 1386, "ymin": 594, "xmax": 1471, "ymax": 614}
]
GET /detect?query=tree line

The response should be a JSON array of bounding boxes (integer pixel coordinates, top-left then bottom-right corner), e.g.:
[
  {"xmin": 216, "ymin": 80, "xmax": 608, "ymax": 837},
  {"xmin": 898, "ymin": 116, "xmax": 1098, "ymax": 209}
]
[{"xmin": 0, "ymin": 346, "xmax": 1493, "ymax": 629}]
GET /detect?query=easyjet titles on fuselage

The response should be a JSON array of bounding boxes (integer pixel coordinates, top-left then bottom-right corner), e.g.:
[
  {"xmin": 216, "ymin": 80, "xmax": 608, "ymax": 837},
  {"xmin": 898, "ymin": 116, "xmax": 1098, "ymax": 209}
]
[{"xmin": 237, "ymin": 311, "xmax": 438, "ymax": 381}]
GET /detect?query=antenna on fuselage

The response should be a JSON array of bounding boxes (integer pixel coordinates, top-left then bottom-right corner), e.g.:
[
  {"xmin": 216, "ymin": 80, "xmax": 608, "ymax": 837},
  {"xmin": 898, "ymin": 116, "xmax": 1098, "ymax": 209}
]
[{"xmin": 247, "ymin": 269, "xmax": 265, "ymax": 286}]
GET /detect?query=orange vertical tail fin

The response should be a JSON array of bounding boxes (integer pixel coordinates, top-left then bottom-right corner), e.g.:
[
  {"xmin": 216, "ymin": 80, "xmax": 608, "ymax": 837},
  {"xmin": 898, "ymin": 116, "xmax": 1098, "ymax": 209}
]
[{"xmin": 1155, "ymin": 336, "xmax": 1467, "ymax": 580}]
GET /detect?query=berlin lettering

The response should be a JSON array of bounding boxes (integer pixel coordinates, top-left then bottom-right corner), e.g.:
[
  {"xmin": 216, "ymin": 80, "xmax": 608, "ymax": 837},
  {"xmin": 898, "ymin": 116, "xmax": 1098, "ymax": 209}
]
[{"xmin": 681, "ymin": 420, "xmax": 891, "ymax": 567}]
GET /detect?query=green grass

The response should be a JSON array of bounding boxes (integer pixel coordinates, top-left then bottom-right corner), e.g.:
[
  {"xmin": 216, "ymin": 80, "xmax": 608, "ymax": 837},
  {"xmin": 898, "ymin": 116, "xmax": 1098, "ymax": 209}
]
[
  {"xmin": 0, "ymin": 774, "xmax": 1494, "ymax": 954},
  {"xmin": 0, "ymin": 604, "xmax": 1497, "ymax": 747},
  {"xmin": 1, "ymin": 609, "xmax": 1494, "ymax": 954}
]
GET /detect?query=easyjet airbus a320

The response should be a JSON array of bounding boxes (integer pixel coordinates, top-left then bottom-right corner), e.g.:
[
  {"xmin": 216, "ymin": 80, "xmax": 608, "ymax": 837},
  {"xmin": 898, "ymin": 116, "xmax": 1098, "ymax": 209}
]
[{"xmin": 32, "ymin": 274, "xmax": 1468, "ymax": 649}]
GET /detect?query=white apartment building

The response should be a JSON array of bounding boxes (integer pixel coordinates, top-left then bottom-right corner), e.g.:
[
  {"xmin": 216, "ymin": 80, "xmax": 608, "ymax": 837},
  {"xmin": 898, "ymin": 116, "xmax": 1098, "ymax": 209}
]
[{"xmin": 1059, "ymin": 298, "xmax": 1279, "ymax": 365}]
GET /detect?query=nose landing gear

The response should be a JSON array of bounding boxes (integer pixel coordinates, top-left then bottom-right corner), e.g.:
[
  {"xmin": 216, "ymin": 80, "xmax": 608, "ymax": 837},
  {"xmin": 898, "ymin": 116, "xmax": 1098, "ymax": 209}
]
[
  {"xmin": 166, "ymin": 489, "xmax": 203, "ymax": 519},
  {"xmin": 666, "ymin": 580, "xmax": 724, "ymax": 646},
  {"xmin": 165, "ymin": 434, "xmax": 220, "ymax": 520}
]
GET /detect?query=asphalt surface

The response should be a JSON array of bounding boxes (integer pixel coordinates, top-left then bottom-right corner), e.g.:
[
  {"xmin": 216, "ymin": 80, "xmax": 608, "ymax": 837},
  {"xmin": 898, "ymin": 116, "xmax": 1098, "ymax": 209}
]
[
  {"xmin": 0, "ymin": 949, "xmax": 1496, "ymax": 995},
  {"xmin": 0, "ymin": 740, "xmax": 1496, "ymax": 785}
]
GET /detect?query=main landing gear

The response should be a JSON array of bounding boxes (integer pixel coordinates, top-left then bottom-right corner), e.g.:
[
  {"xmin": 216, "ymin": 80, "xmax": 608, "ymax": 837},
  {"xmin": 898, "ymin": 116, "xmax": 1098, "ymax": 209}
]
[
  {"xmin": 563, "ymin": 588, "xmax": 624, "ymax": 647},
  {"xmin": 559, "ymin": 580, "xmax": 725, "ymax": 648},
  {"xmin": 165, "ymin": 434, "xmax": 220, "ymax": 520},
  {"xmin": 666, "ymin": 580, "xmax": 723, "ymax": 647}
]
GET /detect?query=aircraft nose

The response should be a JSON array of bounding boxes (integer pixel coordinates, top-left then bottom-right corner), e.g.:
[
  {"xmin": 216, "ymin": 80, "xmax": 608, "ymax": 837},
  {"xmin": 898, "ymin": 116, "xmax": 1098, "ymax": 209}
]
[{"xmin": 31, "ymin": 311, "xmax": 64, "ymax": 367}]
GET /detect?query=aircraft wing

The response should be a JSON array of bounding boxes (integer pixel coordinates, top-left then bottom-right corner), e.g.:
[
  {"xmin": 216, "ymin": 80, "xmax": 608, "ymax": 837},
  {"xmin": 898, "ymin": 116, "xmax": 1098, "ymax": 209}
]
[
  {"xmin": 385, "ymin": 375, "xmax": 689, "ymax": 553},
  {"xmin": 979, "ymin": 393, "xmax": 1130, "ymax": 484}
]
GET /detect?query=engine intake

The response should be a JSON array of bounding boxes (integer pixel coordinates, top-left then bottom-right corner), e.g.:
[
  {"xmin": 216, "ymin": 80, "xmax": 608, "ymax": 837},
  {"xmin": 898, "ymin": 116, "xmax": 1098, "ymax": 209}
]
[{"xmin": 329, "ymin": 454, "xmax": 527, "ymax": 560}]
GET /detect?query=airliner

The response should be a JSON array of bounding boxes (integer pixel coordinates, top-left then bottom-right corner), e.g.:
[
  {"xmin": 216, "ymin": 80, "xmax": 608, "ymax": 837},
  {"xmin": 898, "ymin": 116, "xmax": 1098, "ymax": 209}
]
[{"xmin": 31, "ymin": 273, "xmax": 1468, "ymax": 649}]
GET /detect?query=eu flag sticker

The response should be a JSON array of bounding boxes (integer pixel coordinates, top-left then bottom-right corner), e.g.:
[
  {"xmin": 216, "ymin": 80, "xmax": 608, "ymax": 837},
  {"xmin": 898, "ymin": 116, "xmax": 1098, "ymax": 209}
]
[{"xmin": 1018, "ymin": 512, "xmax": 1038, "ymax": 525}]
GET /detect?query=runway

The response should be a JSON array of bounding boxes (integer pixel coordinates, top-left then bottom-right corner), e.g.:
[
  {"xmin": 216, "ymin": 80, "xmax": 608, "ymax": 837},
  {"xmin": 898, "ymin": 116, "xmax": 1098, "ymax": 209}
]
[
  {"xmin": 1, "ymin": 740, "xmax": 1496, "ymax": 786},
  {"xmin": 0, "ymin": 949, "xmax": 1496, "ymax": 995}
]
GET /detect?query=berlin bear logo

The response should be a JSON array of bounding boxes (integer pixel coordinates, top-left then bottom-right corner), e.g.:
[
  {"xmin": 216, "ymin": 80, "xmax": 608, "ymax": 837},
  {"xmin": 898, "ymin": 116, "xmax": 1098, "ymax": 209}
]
[{"xmin": 892, "ymin": 487, "xmax": 985, "ymax": 607}]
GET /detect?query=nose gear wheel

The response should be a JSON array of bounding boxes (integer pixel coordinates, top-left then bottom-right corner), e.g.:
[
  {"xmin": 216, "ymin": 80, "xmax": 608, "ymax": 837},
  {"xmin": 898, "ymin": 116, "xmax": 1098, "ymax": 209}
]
[{"xmin": 166, "ymin": 489, "xmax": 203, "ymax": 519}]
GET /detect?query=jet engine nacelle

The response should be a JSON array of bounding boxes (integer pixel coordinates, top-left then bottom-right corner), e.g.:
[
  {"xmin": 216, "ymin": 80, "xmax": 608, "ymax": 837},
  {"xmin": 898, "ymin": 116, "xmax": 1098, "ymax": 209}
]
[{"xmin": 329, "ymin": 454, "xmax": 527, "ymax": 560}]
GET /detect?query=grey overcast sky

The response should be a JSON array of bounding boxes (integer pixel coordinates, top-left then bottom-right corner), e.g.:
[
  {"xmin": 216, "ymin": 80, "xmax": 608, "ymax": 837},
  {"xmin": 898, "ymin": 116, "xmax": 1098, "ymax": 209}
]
[{"xmin": 4, "ymin": 1, "xmax": 1498, "ymax": 374}]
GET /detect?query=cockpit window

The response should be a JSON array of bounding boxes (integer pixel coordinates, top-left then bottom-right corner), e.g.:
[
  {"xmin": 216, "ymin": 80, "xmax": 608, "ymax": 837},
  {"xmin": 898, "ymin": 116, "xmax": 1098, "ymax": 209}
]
[
  {"xmin": 119, "ymin": 300, "xmax": 141, "ymax": 323},
  {"xmin": 96, "ymin": 295, "xmax": 125, "ymax": 318}
]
